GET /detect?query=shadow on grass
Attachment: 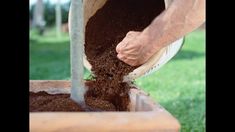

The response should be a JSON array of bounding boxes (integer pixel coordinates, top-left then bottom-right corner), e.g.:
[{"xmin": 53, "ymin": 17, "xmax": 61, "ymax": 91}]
[{"xmin": 172, "ymin": 50, "xmax": 205, "ymax": 60}]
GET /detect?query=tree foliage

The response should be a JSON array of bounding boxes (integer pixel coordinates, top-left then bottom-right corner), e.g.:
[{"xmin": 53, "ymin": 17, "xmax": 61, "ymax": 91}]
[{"xmin": 30, "ymin": 1, "xmax": 70, "ymax": 27}]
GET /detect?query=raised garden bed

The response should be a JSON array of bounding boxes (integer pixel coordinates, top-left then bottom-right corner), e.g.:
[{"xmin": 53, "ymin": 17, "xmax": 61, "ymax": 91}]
[{"xmin": 30, "ymin": 80, "xmax": 180, "ymax": 131}]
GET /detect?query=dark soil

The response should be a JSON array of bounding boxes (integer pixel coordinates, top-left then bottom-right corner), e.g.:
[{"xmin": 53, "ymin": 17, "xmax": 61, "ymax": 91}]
[
  {"xmin": 84, "ymin": 0, "xmax": 165, "ymax": 111},
  {"xmin": 30, "ymin": 82, "xmax": 117, "ymax": 112},
  {"xmin": 29, "ymin": 0, "xmax": 165, "ymax": 112},
  {"xmin": 30, "ymin": 91, "xmax": 84, "ymax": 112}
]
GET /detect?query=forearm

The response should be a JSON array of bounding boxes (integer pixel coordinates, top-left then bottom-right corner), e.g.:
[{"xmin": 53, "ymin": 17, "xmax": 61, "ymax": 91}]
[{"xmin": 142, "ymin": 0, "xmax": 205, "ymax": 51}]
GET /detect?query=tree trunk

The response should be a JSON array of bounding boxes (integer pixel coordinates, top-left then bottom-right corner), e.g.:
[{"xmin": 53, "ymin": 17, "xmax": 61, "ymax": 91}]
[
  {"xmin": 33, "ymin": 0, "xmax": 45, "ymax": 35},
  {"xmin": 69, "ymin": 0, "xmax": 85, "ymax": 104},
  {"xmin": 56, "ymin": 0, "xmax": 62, "ymax": 38}
]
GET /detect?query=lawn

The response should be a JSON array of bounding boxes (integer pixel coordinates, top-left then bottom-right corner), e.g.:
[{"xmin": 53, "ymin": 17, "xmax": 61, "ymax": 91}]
[{"xmin": 30, "ymin": 27, "xmax": 205, "ymax": 132}]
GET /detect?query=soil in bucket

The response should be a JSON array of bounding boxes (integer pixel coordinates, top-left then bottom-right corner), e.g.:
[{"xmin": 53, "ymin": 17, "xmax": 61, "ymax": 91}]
[
  {"xmin": 84, "ymin": 0, "xmax": 165, "ymax": 111},
  {"xmin": 29, "ymin": 0, "xmax": 165, "ymax": 112}
]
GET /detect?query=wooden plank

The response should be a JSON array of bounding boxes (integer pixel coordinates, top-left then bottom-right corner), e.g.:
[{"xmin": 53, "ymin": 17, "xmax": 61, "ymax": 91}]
[
  {"xmin": 29, "ymin": 80, "xmax": 158, "ymax": 111},
  {"xmin": 30, "ymin": 112, "xmax": 180, "ymax": 132},
  {"xmin": 30, "ymin": 80, "xmax": 180, "ymax": 132}
]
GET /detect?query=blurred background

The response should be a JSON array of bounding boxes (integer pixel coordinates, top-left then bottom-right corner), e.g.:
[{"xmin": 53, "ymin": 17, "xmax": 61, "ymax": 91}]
[{"xmin": 29, "ymin": 0, "xmax": 205, "ymax": 131}]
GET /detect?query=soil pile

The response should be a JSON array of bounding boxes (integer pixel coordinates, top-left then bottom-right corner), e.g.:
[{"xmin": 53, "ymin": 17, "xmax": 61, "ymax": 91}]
[
  {"xmin": 84, "ymin": 0, "xmax": 165, "ymax": 111},
  {"xmin": 30, "ymin": 91, "xmax": 84, "ymax": 112},
  {"xmin": 29, "ymin": 0, "xmax": 165, "ymax": 112}
]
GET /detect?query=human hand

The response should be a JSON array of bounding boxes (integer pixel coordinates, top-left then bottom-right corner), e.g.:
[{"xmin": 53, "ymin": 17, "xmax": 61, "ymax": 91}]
[{"xmin": 116, "ymin": 31, "xmax": 156, "ymax": 66}]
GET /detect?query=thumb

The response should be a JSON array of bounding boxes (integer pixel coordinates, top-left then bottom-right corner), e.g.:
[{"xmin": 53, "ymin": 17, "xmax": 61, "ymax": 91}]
[
  {"xmin": 116, "ymin": 41, "xmax": 125, "ymax": 53},
  {"xmin": 116, "ymin": 34, "xmax": 131, "ymax": 53}
]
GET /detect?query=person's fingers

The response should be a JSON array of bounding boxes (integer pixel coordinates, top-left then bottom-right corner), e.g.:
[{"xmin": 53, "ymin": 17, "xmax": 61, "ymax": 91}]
[
  {"xmin": 116, "ymin": 43, "xmax": 122, "ymax": 53},
  {"xmin": 121, "ymin": 39, "xmax": 143, "ymax": 52},
  {"xmin": 126, "ymin": 31, "xmax": 135, "ymax": 38},
  {"xmin": 116, "ymin": 31, "xmax": 140, "ymax": 53},
  {"xmin": 122, "ymin": 58, "xmax": 139, "ymax": 66},
  {"xmin": 125, "ymin": 55, "xmax": 138, "ymax": 60},
  {"xmin": 128, "ymin": 62, "xmax": 138, "ymax": 66},
  {"xmin": 117, "ymin": 53, "xmax": 139, "ymax": 66},
  {"xmin": 118, "ymin": 52, "xmax": 143, "ymax": 66},
  {"xmin": 118, "ymin": 53, "xmax": 137, "ymax": 66},
  {"xmin": 117, "ymin": 53, "xmax": 126, "ymax": 61},
  {"xmin": 126, "ymin": 31, "xmax": 141, "ymax": 37},
  {"xmin": 121, "ymin": 43, "xmax": 142, "ymax": 53},
  {"xmin": 116, "ymin": 41, "xmax": 126, "ymax": 53},
  {"xmin": 121, "ymin": 45, "xmax": 143, "ymax": 56},
  {"xmin": 120, "ymin": 50, "xmax": 138, "ymax": 58},
  {"xmin": 116, "ymin": 39, "xmax": 129, "ymax": 53},
  {"xmin": 118, "ymin": 55, "xmax": 132, "ymax": 66},
  {"xmin": 127, "ymin": 54, "xmax": 147, "ymax": 66},
  {"xmin": 125, "ymin": 60, "xmax": 135, "ymax": 66},
  {"xmin": 120, "ymin": 48, "xmax": 143, "ymax": 60}
]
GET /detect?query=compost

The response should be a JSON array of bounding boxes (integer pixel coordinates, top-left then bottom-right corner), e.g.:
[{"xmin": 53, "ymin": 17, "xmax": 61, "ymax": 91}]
[
  {"xmin": 30, "ymin": 0, "xmax": 165, "ymax": 112},
  {"xmin": 84, "ymin": 0, "xmax": 165, "ymax": 111}
]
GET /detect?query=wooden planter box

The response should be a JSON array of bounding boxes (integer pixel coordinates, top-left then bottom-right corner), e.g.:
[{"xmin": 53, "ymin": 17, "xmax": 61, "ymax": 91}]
[{"xmin": 30, "ymin": 80, "xmax": 180, "ymax": 132}]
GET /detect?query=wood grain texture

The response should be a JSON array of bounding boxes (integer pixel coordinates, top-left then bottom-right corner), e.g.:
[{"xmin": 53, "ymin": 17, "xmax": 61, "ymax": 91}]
[{"xmin": 30, "ymin": 112, "xmax": 180, "ymax": 132}]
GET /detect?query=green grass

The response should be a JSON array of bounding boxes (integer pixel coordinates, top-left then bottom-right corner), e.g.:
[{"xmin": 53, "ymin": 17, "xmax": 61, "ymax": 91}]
[
  {"xmin": 30, "ymin": 27, "xmax": 91, "ymax": 79},
  {"xmin": 30, "ymin": 28, "xmax": 205, "ymax": 132},
  {"xmin": 135, "ymin": 29, "xmax": 205, "ymax": 131}
]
